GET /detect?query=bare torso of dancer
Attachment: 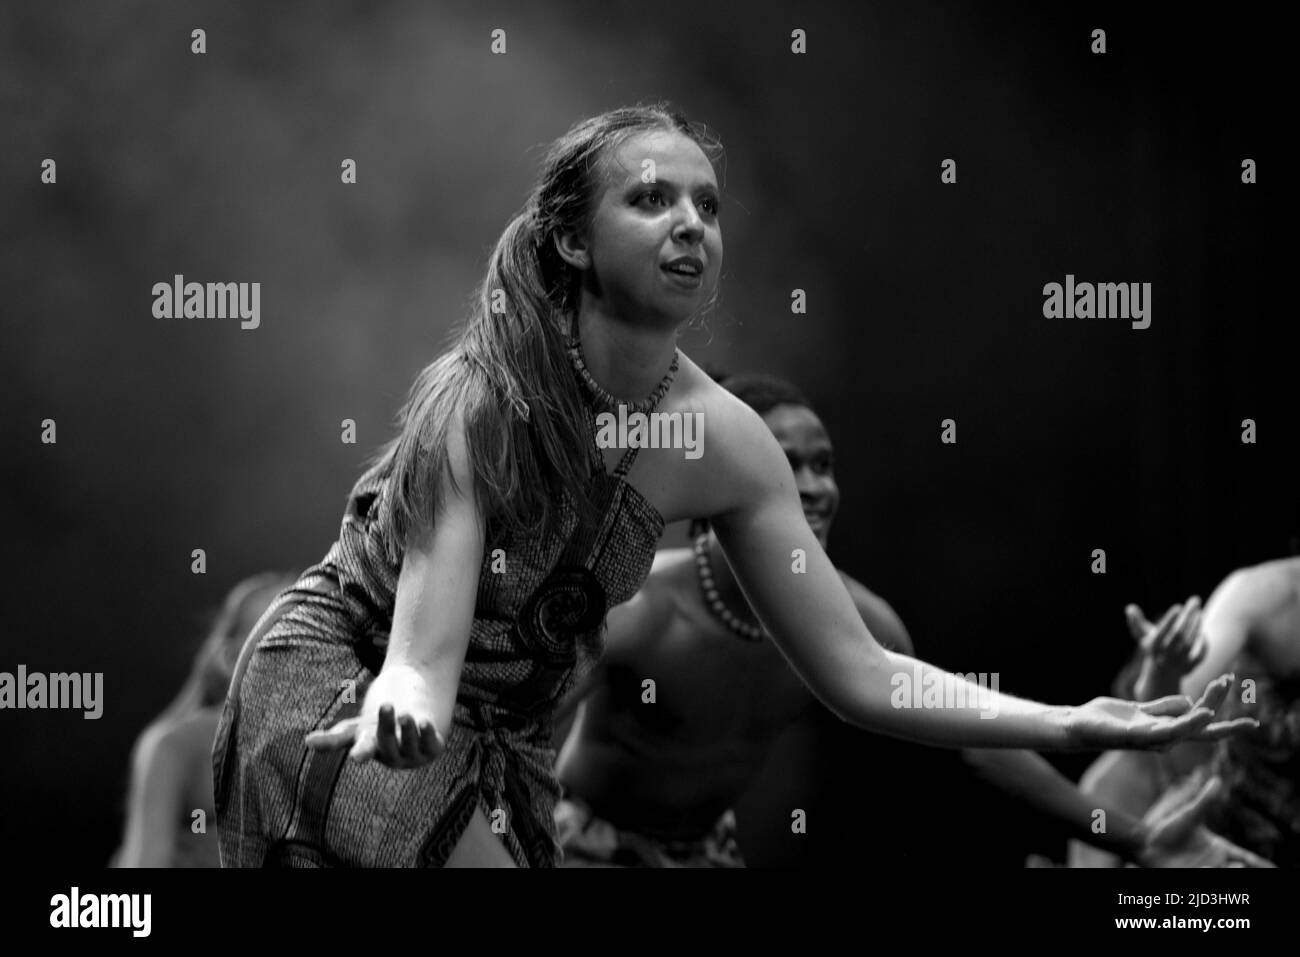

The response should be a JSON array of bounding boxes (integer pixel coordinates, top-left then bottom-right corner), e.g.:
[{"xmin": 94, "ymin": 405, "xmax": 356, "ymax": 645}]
[
  {"xmin": 1163, "ymin": 558, "xmax": 1300, "ymax": 862},
  {"xmin": 1169, "ymin": 557, "xmax": 1300, "ymax": 773},
  {"xmin": 555, "ymin": 545, "xmax": 908, "ymax": 840},
  {"xmin": 1235, "ymin": 558, "xmax": 1300, "ymax": 677}
]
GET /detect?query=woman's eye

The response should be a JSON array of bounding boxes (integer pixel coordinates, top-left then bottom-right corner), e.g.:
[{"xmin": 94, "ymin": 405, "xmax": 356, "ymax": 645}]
[
  {"xmin": 700, "ymin": 197, "xmax": 719, "ymax": 216},
  {"xmin": 637, "ymin": 190, "xmax": 664, "ymax": 207}
]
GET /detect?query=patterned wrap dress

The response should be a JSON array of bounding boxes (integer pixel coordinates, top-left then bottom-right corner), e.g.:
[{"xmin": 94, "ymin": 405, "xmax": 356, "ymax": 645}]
[{"xmin": 212, "ymin": 413, "xmax": 665, "ymax": 867}]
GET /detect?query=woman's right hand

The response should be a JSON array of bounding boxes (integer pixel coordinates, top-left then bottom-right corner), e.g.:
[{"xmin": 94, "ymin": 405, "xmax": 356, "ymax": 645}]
[{"xmin": 305, "ymin": 663, "xmax": 447, "ymax": 769}]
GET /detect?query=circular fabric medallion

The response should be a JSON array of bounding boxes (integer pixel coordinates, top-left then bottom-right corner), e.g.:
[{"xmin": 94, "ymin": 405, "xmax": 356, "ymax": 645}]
[{"xmin": 516, "ymin": 565, "xmax": 607, "ymax": 665}]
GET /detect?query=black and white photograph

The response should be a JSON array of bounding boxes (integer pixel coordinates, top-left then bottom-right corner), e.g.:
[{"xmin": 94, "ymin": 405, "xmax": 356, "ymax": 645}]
[{"xmin": 1, "ymin": 0, "xmax": 1291, "ymax": 940}]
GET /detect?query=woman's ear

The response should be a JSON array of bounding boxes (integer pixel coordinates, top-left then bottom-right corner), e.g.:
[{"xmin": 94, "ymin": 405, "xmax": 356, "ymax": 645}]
[{"xmin": 553, "ymin": 228, "xmax": 591, "ymax": 271}]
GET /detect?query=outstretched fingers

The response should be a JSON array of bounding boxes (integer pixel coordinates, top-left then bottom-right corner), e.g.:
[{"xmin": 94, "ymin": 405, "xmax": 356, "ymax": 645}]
[
  {"xmin": 383, "ymin": 710, "xmax": 444, "ymax": 766},
  {"xmin": 373, "ymin": 704, "xmax": 401, "ymax": 765},
  {"xmin": 1160, "ymin": 597, "xmax": 1201, "ymax": 655},
  {"xmin": 1145, "ymin": 603, "xmax": 1183, "ymax": 652},
  {"xmin": 1135, "ymin": 674, "xmax": 1258, "ymax": 747},
  {"xmin": 398, "ymin": 715, "xmax": 444, "ymax": 764},
  {"xmin": 1125, "ymin": 604, "xmax": 1154, "ymax": 642},
  {"xmin": 305, "ymin": 717, "xmax": 362, "ymax": 751},
  {"xmin": 304, "ymin": 706, "xmax": 447, "ymax": 767},
  {"xmin": 1190, "ymin": 673, "xmax": 1234, "ymax": 714},
  {"xmin": 1137, "ymin": 708, "xmax": 1215, "ymax": 747},
  {"xmin": 1194, "ymin": 717, "xmax": 1260, "ymax": 741}
]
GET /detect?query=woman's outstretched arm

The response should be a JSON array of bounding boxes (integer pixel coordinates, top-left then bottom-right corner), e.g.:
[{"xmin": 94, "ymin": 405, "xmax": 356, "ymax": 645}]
[
  {"xmin": 704, "ymin": 400, "xmax": 1254, "ymax": 752},
  {"xmin": 306, "ymin": 414, "xmax": 486, "ymax": 767}
]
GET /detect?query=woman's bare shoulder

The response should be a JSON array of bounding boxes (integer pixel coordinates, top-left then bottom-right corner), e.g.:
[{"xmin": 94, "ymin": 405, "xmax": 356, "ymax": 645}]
[
  {"xmin": 671, "ymin": 355, "xmax": 783, "ymax": 463},
  {"xmin": 670, "ymin": 353, "xmax": 741, "ymax": 412},
  {"xmin": 658, "ymin": 355, "xmax": 788, "ymax": 518}
]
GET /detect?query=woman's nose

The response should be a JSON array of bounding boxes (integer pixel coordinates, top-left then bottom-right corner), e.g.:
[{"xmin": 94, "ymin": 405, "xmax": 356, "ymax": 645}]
[{"xmin": 672, "ymin": 201, "xmax": 705, "ymax": 242}]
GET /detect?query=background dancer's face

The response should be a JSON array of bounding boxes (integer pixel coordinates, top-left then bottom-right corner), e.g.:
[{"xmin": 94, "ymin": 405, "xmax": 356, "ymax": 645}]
[
  {"xmin": 197, "ymin": 574, "xmax": 294, "ymax": 707},
  {"xmin": 575, "ymin": 129, "xmax": 722, "ymax": 326},
  {"xmin": 763, "ymin": 403, "xmax": 840, "ymax": 547}
]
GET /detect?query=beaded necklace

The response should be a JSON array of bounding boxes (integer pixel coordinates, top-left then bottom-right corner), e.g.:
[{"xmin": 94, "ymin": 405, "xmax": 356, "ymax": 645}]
[
  {"xmin": 564, "ymin": 319, "xmax": 679, "ymax": 416},
  {"xmin": 693, "ymin": 533, "xmax": 765, "ymax": 642}
]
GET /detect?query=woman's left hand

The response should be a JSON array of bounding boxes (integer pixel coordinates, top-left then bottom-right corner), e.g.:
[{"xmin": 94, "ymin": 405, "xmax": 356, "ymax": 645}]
[{"xmin": 1063, "ymin": 673, "xmax": 1258, "ymax": 751}]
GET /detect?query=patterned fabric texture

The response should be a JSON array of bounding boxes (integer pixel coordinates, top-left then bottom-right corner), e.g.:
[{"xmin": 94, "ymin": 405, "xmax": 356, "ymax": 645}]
[{"xmin": 213, "ymin": 423, "xmax": 664, "ymax": 867}]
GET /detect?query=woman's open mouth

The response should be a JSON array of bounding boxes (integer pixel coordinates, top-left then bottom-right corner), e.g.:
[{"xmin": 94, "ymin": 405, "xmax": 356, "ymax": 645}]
[{"xmin": 662, "ymin": 256, "xmax": 704, "ymax": 288}]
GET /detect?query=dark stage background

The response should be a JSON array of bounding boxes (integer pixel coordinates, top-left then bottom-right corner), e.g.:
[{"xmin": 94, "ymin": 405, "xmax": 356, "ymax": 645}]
[{"xmin": 1, "ymin": 1, "xmax": 1288, "ymax": 868}]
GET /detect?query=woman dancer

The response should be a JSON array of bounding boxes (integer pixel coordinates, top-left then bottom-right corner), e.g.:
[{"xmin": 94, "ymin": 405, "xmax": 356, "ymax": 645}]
[
  {"xmin": 115, "ymin": 571, "xmax": 294, "ymax": 867},
  {"xmin": 214, "ymin": 104, "xmax": 1254, "ymax": 868}
]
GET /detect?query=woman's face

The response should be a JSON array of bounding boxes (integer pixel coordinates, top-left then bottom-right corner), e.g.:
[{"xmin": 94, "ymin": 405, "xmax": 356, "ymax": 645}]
[
  {"xmin": 763, "ymin": 404, "xmax": 840, "ymax": 547},
  {"xmin": 574, "ymin": 129, "xmax": 723, "ymax": 325}
]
